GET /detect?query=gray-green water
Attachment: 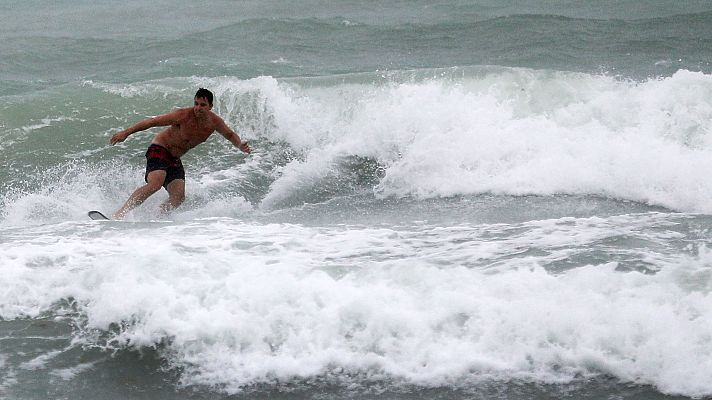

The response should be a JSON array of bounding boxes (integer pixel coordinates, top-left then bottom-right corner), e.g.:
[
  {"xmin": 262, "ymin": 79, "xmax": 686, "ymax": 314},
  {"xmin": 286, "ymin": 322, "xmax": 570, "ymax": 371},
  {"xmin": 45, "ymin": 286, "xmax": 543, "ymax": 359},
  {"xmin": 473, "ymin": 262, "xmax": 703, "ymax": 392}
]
[{"xmin": 2, "ymin": 1, "xmax": 712, "ymax": 399}]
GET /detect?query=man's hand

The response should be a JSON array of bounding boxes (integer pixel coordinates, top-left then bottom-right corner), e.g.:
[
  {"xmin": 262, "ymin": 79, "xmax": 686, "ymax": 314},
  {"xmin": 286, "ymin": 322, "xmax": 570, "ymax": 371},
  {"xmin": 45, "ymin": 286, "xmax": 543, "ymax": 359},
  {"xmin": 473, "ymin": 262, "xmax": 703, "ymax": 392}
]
[
  {"xmin": 239, "ymin": 141, "xmax": 251, "ymax": 154},
  {"xmin": 110, "ymin": 131, "xmax": 129, "ymax": 145}
]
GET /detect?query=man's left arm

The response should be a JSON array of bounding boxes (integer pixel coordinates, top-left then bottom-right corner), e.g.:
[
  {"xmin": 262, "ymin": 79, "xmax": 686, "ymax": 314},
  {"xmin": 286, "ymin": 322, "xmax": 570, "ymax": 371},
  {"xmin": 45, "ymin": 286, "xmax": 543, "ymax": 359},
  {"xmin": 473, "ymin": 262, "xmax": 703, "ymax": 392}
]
[{"xmin": 216, "ymin": 117, "xmax": 251, "ymax": 154}]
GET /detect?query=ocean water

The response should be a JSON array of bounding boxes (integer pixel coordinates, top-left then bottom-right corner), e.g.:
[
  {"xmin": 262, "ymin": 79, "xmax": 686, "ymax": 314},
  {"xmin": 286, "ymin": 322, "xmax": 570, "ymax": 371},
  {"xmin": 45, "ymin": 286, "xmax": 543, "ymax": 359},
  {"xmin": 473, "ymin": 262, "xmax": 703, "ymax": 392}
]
[{"xmin": 2, "ymin": 1, "xmax": 712, "ymax": 399}]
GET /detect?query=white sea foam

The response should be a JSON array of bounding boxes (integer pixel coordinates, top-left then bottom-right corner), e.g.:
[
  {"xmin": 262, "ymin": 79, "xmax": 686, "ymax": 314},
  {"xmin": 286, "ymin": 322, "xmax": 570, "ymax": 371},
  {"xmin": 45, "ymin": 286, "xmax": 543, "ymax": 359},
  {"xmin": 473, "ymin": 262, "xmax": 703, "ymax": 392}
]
[
  {"xmin": 19, "ymin": 350, "xmax": 62, "ymax": 370},
  {"xmin": 0, "ymin": 214, "xmax": 710, "ymax": 396},
  {"xmin": 0, "ymin": 354, "xmax": 18, "ymax": 397},
  {"xmin": 21, "ymin": 117, "xmax": 80, "ymax": 133},
  {"xmin": 0, "ymin": 161, "xmax": 142, "ymax": 226},
  {"xmin": 196, "ymin": 68, "xmax": 712, "ymax": 212},
  {"xmin": 49, "ymin": 362, "xmax": 99, "ymax": 381}
]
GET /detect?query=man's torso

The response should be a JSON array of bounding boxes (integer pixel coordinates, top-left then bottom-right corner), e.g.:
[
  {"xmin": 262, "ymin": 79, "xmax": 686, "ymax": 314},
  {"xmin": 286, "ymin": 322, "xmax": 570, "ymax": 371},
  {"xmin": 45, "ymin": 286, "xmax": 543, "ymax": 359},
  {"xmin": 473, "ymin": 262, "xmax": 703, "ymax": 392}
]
[{"xmin": 151, "ymin": 108, "xmax": 218, "ymax": 157}]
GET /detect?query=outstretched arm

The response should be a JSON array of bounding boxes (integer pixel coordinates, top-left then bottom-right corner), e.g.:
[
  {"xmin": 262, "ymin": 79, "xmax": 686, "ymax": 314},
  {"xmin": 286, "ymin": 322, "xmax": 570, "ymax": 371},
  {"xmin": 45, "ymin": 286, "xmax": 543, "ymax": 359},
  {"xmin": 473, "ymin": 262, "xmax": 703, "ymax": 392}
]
[
  {"xmin": 216, "ymin": 118, "xmax": 251, "ymax": 154},
  {"xmin": 110, "ymin": 110, "xmax": 183, "ymax": 145}
]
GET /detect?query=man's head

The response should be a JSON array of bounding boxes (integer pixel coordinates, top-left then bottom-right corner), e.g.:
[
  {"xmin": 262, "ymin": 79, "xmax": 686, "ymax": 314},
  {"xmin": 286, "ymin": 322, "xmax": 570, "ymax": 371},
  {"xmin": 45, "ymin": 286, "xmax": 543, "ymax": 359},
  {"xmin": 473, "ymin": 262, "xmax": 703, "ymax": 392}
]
[
  {"xmin": 193, "ymin": 88, "xmax": 213, "ymax": 117},
  {"xmin": 195, "ymin": 88, "xmax": 214, "ymax": 106}
]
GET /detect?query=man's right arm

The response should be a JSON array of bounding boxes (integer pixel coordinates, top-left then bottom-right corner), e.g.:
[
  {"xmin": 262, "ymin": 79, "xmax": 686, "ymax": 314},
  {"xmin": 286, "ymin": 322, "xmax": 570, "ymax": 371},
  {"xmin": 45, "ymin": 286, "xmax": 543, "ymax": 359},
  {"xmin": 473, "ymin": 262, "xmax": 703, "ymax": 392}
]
[{"xmin": 110, "ymin": 110, "xmax": 184, "ymax": 145}]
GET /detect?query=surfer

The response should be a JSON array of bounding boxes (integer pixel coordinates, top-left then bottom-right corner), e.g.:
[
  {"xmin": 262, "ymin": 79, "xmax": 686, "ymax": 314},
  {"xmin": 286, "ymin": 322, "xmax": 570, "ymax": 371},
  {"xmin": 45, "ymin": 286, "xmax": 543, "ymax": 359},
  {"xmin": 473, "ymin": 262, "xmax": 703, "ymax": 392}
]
[{"xmin": 109, "ymin": 88, "xmax": 251, "ymax": 219}]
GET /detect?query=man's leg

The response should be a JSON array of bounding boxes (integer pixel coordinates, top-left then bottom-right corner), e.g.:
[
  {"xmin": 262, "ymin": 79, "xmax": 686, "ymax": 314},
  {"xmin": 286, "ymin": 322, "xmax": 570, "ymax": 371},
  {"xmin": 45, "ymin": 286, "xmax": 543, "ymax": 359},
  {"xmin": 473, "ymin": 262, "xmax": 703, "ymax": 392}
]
[
  {"xmin": 160, "ymin": 179, "xmax": 185, "ymax": 214},
  {"xmin": 113, "ymin": 170, "xmax": 167, "ymax": 219}
]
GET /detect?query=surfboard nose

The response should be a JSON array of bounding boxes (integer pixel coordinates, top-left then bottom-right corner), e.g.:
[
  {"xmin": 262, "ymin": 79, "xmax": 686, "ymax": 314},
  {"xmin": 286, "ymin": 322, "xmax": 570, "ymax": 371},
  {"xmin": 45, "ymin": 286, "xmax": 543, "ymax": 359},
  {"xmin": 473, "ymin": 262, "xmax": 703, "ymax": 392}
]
[{"xmin": 88, "ymin": 210, "xmax": 110, "ymax": 220}]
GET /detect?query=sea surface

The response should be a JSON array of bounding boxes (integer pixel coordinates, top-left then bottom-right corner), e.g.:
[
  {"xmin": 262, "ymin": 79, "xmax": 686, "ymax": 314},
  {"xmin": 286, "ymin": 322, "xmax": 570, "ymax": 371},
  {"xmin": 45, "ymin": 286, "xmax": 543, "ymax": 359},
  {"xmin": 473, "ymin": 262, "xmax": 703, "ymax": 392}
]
[{"xmin": 2, "ymin": 1, "xmax": 712, "ymax": 399}]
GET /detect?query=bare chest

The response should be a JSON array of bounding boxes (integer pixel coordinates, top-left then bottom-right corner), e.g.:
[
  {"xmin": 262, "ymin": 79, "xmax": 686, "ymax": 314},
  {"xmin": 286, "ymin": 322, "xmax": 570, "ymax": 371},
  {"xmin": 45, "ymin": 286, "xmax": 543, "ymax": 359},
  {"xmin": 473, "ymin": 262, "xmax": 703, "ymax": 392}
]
[
  {"xmin": 156, "ymin": 120, "xmax": 215, "ymax": 155},
  {"xmin": 178, "ymin": 119, "xmax": 215, "ymax": 143}
]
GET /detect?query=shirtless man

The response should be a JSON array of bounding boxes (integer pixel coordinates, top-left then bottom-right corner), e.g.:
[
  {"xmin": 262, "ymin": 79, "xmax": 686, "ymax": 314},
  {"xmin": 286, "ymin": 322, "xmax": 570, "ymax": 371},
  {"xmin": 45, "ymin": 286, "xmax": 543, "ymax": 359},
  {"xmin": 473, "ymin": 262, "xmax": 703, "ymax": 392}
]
[{"xmin": 110, "ymin": 88, "xmax": 251, "ymax": 219}]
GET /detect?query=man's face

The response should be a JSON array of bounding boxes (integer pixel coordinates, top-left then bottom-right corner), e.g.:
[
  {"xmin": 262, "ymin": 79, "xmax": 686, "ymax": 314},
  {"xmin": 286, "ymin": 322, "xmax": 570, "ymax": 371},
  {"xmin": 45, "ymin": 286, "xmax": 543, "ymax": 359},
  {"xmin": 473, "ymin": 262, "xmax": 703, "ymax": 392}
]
[{"xmin": 193, "ymin": 96, "xmax": 212, "ymax": 116}]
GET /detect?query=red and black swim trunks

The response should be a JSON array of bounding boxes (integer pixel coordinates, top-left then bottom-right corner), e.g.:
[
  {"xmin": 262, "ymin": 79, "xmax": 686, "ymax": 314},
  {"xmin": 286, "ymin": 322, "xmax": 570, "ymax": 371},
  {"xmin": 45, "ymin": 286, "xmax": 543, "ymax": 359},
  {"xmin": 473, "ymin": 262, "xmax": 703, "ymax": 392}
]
[{"xmin": 145, "ymin": 144, "xmax": 185, "ymax": 188}]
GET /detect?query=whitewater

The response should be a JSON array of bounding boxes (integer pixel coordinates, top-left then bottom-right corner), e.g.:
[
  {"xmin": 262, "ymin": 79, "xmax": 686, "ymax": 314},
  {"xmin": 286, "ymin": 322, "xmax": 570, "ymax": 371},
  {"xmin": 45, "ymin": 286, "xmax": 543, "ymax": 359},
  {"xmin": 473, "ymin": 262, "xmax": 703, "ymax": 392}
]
[{"xmin": 2, "ymin": 2, "xmax": 712, "ymax": 400}]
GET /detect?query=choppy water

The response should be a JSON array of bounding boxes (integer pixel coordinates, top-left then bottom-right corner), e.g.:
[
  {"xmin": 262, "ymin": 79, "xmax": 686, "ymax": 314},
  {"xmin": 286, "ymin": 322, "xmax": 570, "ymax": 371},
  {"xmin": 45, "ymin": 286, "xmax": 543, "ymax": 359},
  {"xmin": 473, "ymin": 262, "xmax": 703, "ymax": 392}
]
[{"xmin": 2, "ymin": 1, "xmax": 712, "ymax": 399}]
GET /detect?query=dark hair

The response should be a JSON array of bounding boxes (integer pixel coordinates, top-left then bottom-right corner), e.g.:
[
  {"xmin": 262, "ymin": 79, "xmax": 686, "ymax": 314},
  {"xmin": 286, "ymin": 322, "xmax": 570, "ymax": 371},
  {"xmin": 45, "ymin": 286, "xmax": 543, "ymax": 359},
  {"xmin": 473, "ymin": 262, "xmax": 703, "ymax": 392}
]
[{"xmin": 195, "ymin": 88, "xmax": 214, "ymax": 105}]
